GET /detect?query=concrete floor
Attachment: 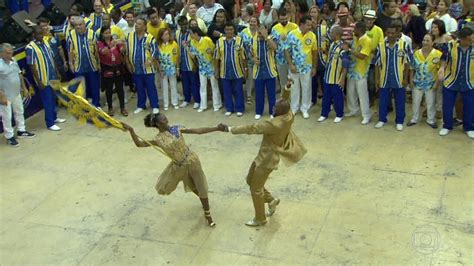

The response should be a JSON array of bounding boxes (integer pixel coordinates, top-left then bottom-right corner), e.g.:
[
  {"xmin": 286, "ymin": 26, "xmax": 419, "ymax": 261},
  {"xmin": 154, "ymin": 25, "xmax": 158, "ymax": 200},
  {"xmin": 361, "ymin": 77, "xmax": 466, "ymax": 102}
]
[{"xmin": 1, "ymin": 95, "xmax": 473, "ymax": 264}]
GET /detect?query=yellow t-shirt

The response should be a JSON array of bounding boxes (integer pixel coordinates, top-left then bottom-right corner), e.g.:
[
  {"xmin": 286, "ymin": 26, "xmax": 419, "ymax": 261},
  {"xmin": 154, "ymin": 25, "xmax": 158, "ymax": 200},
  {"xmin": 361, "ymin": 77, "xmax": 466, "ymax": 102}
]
[
  {"xmin": 159, "ymin": 41, "xmax": 179, "ymax": 76},
  {"xmin": 95, "ymin": 25, "xmax": 125, "ymax": 40},
  {"xmin": 366, "ymin": 25, "xmax": 384, "ymax": 52},
  {"xmin": 348, "ymin": 34, "xmax": 372, "ymax": 80},
  {"xmin": 285, "ymin": 28, "xmax": 318, "ymax": 74},
  {"xmin": 147, "ymin": 21, "xmax": 169, "ymax": 40},
  {"xmin": 189, "ymin": 36, "xmax": 216, "ymax": 77}
]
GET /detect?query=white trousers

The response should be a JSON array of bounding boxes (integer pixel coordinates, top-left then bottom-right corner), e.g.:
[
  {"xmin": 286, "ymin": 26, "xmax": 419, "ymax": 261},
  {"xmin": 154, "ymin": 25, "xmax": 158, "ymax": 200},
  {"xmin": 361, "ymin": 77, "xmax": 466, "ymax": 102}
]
[
  {"xmin": 347, "ymin": 78, "xmax": 371, "ymax": 120},
  {"xmin": 277, "ymin": 63, "xmax": 289, "ymax": 92},
  {"xmin": 199, "ymin": 74, "xmax": 222, "ymax": 110},
  {"xmin": 411, "ymin": 88, "xmax": 436, "ymax": 124},
  {"xmin": 0, "ymin": 94, "xmax": 26, "ymax": 139},
  {"xmin": 245, "ymin": 62, "xmax": 254, "ymax": 98},
  {"xmin": 161, "ymin": 75, "xmax": 178, "ymax": 108},
  {"xmin": 289, "ymin": 72, "xmax": 312, "ymax": 113}
]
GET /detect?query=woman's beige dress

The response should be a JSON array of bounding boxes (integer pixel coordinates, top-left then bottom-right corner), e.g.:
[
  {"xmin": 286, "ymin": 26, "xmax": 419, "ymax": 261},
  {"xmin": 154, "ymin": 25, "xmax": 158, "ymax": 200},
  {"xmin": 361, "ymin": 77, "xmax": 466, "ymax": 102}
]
[{"xmin": 154, "ymin": 127, "xmax": 208, "ymax": 198}]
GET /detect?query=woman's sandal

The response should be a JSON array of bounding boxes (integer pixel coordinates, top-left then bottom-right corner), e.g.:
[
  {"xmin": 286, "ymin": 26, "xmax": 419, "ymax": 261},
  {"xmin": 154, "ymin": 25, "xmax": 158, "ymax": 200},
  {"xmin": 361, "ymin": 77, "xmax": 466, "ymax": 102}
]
[{"xmin": 204, "ymin": 211, "xmax": 216, "ymax": 228}]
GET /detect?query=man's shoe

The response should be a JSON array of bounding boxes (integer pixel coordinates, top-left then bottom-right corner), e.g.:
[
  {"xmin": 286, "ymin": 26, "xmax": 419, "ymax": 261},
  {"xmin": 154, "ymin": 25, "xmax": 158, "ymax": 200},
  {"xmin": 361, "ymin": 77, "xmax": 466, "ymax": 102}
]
[
  {"xmin": 236, "ymin": 112, "xmax": 243, "ymax": 117},
  {"xmin": 266, "ymin": 198, "xmax": 280, "ymax": 217},
  {"xmin": 55, "ymin": 118, "xmax": 66, "ymax": 123},
  {"xmin": 361, "ymin": 118, "xmax": 371, "ymax": 125},
  {"xmin": 245, "ymin": 218, "xmax": 268, "ymax": 227},
  {"xmin": 396, "ymin": 124, "xmax": 404, "ymax": 131},
  {"xmin": 180, "ymin": 101, "xmax": 188, "ymax": 108},
  {"xmin": 466, "ymin": 131, "xmax": 474, "ymax": 139},
  {"xmin": 302, "ymin": 112, "xmax": 309, "ymax": 119},
  {"xmin": 426, "ymin": 122, "xmax": 438, "ymax": 129},
  {"xmin": 17, "ymin": 131, "xmax": 36, "ymax": 138},
  {"xmin": 407, "ymin": 121, "xmax": 416, "ymax": 127},
  {"xmin": 317, "ymin": 116, "xmax": 326, "ymax": 122},
  {"xmin": 197, "ymin": 108, "xmax": 206, "ymax": 113},
  {"xmin": 133, "ymin": 108, "xmax": 144, "ymax": 114},
  {"xmin": 345, "ymin": 111, "xmax": 357, "ymax": 117},
  {"xmin": 255, "ymin": 114, "xmax": 262, "ymax": 120},
  {"xmin": 48, "ymin": 125, "xmax": 61, "ymax": 131},
  {"xmin": 213, "ymin": 106, "xmax": 222, "ymax": 112},
  {"xmin": 334, "ymin": 117, "xmax": 343, "ymax": 123},
  {"xmin": 7, "ymin": 137, "xmax": 19, "ymax": 147},
  {"xmin": 374, "ymin": 121, "xmax": 385, "ymax": 128},
  {"xmin": 193, "ymin": 103, "xmax": 200, "ymax": 109},
  {"xmin": 225, "ymin": 112, "xmax": 232, "ymax": 116},
  {"xmin": 453, "ymin": 119, "xmax": 462, "ymax": 127},
  {"xmin": 439, "ymin": 128, "xmax": 450, "ymax": 136},
  {"xmin": 152, "ymin": 108, "xmax": 160, "ymax": 114}
]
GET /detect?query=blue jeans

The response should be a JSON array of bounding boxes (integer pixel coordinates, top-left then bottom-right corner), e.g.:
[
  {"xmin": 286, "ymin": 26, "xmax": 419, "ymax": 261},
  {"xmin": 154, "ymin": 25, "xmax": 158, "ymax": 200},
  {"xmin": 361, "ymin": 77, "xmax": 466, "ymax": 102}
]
[
  {"xmin": 181, "ymin": 70, "xmax": 200, "ymax": 104},
  {"xmin": 39, "ymin": 86, "xmax": 57, "ymax": 128},
  {"xmin": 133, "ymin": 74, "xmax": 159, "ymax": 109},
  {"xmin": 321, "ymin": 83, "xmax": 344, "ymax": 118},
  {"xmin": 222, "ymin": 78, "xmax": 244, "ymax": 113},
  {"xmin": 442, "ymin": 88, "xmax": 474, "ymax": 131},
  {"xmin": 255, "ymin": 78, "xmax": 276, "ymax": 116},
  {"xmin": 378, "ymin": 87, "xmax": 405, "ymax": 124}
]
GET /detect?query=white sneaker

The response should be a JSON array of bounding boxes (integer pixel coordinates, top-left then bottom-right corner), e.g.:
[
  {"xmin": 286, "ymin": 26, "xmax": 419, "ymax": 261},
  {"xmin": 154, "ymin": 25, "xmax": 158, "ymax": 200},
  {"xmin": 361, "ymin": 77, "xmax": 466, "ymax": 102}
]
[
  {"xmin": 255, "ymin": 114, "xmax": 262, "ymax": 120},
  {"xmin": 334, "ymin": 117, "xmax": 343, "ymax": 123},
  {"xmin": 317, "ymin": 116, "xmax": 327, "ymax": 122},
  {"xmin": 439, "ymin": 128, "xmax": 450, "ymax": 136},
  {"xmin": 134, "ymin": 108, "xmax": 144, "ymax": 114},
  {"xmin": 302, "ymin": 112, "xmax": 309, "ymax": 119},
  {"xmin": 55, "ymin": 118, "xmax": 66, "ymax": 123},
  {"xmin": 152, "ymin": 108, "xmax": 160, "ymax": 114},
  {"xmin": 396, "ymin": 124, "xmax": 404, "ymax": 131},
  {"xmin": 467, "ymin": 131, "xmax": 474, "ymax": 139},
  {"xmin": 48, "ymin": 125, "xmax": 61, "ymax": 131},
  {"xmin": 173, "ymin": 105, "xmax": 179, "ymax": 110},
  {"xmin": 193, "ymin": 103, "xmax": 200, "ymax": 109},
  {"xmin": 213, "ymin": 106, "xmax": 222, "ymax": 112},
  {"xmin": 180, "ymin": 102, "xmax": 188, "ymax": 108},
  {"xmin": 197, "ymin": 108, "xmax": 206, "ymax": 113},
  {"xmin": 361, "ymin": 118, "xmax": 371, "ymax": 125},
  {"xmin": 270, "ymin": 115, "xmax": 274, "ymax": 119},
  {"xmin": 164, "ymin": 107, "xmax": 169, "ymax": 111},
  {"xmin": 374, "ymin": 121, "xmax": 385, "ymax": 128},
  {"xmin": 236, "ymin": 112, "xmax": 243, "ymax": 117},
  {"xmin": 225, "ymin": 112, "xmax": 232, "ymax": 116}
]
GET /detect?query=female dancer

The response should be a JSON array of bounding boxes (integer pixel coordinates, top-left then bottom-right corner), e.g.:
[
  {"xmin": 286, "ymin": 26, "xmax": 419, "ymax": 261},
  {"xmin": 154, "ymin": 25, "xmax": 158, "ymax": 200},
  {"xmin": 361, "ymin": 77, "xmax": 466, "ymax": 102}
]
[{"xmin": 122, "ymin": 114, "xmax": 221, "ymax": 227}]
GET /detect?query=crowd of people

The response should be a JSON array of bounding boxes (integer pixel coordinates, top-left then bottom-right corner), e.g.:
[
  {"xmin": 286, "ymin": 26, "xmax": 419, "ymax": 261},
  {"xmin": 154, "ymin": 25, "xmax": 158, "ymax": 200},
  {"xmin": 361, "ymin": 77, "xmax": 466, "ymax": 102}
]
[{"xmin": 0, "ymin": 0, "xmax": 473, "ymax": 147}]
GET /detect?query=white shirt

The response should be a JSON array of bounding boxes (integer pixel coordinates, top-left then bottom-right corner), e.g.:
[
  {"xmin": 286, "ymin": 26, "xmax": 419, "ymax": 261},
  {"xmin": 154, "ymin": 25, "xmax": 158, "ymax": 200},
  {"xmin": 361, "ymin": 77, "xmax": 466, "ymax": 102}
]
[
  {"xmin": 196, "ymin": 3, "xmax": 224, "ymax": 26},
  {"xmin": 401, "ymin": 33, "xmax": 413, "ymax": 52},
  {"xmin": 123, "ymin": 24, "xmax": 135, "ymax": 36},
  {"xmin": 425, "ymin": 13, "xmax": 458, "ymax": 34},
  {"xmin": 271, "ymin": 0, "xmax": 284, "ymax": 9},
  {"xmin": 0, "ymin": 59, "xmax": 21, "ymax": 101}
]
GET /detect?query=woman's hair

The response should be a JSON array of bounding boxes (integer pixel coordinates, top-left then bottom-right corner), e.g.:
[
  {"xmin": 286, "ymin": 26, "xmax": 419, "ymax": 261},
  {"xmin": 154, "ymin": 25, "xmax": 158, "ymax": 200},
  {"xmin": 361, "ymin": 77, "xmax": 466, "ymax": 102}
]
[
  {"xmin": 308, "ymin": 5, "xmax": 320, "ymax": 17},
  {"xmin": 144, "ymin": 113, "xmax": 165, "ymax": 127},
  {"xmin": 249, "ymin": 15, "xmax": 260, "ymax": 26},
  {"xmin": 157, "ymin": 28, "xmax": 170, "ymax": 45},
  {"xmin": 244, "ymin": 3, "xmax": 255, "ymax": 17},
  {"xmin": 408, "ymin": 4, "xmax": 420, "ymax": 16},
  {"xmin": 98, "ymin": 26, "xmax": 111, "ymax": 42},
  {"xmin": 263, "ymin": 0, "xmax": 273, "ymax": 6},
  {"xmin": 424, "ymin": 33, "xmax": 435, "ymax": 42},
  {"xmin": 190, "ymin": 26, "xmax": 205, "ymax": 36},
  {"xmin": 212, "ymin": 9, "xmax": 227, "ymax": 23},
  {"xmin": 432, "ymin": 19, "xmax": 447, "ymax": 36}
]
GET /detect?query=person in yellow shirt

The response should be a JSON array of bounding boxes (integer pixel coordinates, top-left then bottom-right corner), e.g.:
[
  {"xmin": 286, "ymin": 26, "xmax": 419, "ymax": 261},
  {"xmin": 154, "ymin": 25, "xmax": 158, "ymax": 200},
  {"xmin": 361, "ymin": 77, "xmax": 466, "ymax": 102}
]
[
  {"xmin": 346, "ymin": 21, "xmax": 373, "ymax": 125},
  {"xmin": 364, "ymin": 10, "xmax": 384, "ymax": 105},
  {"xmin": 146, "ymin": 7, "xmax": 169, "ymax": 40},
  {"xmin": 157, "ymin": 28, "xmax": 180, "ymax": 111},
  {"xmin": 271, "ymin": 9, "xmax": 298, "ymax": 92},
  {"xmin": 95, "ymin": 13, "xmax": 125, "ymax": 41},
  {"xmin": 101, "ymin": 0, "xmax": 114, "ymax": 14},
  {"xmin": 407, "ymin": 34, "xmax": 442, "ymax": 129},
  {"xmin": 284, "ymin": 15, "xmax": 318, "ymax": 119}
]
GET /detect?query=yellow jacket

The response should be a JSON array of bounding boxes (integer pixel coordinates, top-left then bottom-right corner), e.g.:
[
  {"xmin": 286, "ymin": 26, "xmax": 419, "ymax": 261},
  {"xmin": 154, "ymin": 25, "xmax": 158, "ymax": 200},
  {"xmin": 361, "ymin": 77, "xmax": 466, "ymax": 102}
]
[{"xmin": 230, "ymin": 89, "xmax": 307, "ymax": 169}]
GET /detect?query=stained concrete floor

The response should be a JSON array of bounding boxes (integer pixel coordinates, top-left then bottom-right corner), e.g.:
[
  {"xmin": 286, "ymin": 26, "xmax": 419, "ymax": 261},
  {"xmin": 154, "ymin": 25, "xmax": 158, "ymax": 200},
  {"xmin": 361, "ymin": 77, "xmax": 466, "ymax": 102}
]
[{"xmin": 1, "ymin": 94, "xmax": 473, "ymax": 265}]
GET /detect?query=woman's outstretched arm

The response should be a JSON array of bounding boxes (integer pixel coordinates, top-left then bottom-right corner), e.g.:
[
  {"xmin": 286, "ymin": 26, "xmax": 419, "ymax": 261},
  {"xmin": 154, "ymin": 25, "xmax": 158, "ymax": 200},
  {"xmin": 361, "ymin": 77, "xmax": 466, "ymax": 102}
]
[
  {"xmin": 180, "ymin": 126, "xmax": 225, "ymax": 135},
  {"xmin": 122, "ymin": 123, "xmax": 158, "ymax": 147}
]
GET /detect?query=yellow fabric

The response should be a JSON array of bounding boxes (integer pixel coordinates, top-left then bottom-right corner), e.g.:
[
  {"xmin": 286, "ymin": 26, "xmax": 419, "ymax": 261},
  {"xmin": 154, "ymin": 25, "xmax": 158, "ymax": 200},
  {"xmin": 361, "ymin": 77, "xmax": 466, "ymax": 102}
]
[
  {"xmin": 251, "ymin": 38, "xmax": 278, "ymax": 79},
  {"xmin": 126, "ymin": 32, "xmax": 158, "ymax": 74},
  {"xmin": 272, "ymin": 22, "xmax": 298, "ymax": 38},
  {"xmin": 26, "ymin": 41, "xmax": 54, "ymax": 87},
  {"xmin": 68, "ymin": 29, "xmax": 99, "ymax": 72},
  {"xmin": 95, "ymin": 25, "xmax": 125, "ymax": 40},
  {"xmin": 366, "ymin": 25, "xmax": 384, "ymax": 51},
  {"xmin": 214, "ymin": 36, "xmax": 246, "ymax": 79},
  {"xmin": 443, "ymin": 41, "xmax": 474, "ymax": 89},
  {"xmin": 376, "ymin": 38, "xmax": 410, "ymax": 88},
  {"xmin": 147, "ymin": 21, "xmax": 169, "ymax": 40},
  {"xmin": 176, "ymin": 29, "xmax": 196, "ymax": 71},
  {"xmin": 288, "ymin": 28, "xmax": 318, "ymax": 66},
  {"xmin": 230, "ymin": 88, "xmax": 307, "ymax": 169},
  {"xmin": 186, "ymin": 15, "xmax": 207, "ymax": 33},
  {"xmin": 102, "ymin": 3, "xmax": 114, "ymax": 14},
  {"xmin": 349, "ymin": 34, "xmax": 372, "ymax": 80}
]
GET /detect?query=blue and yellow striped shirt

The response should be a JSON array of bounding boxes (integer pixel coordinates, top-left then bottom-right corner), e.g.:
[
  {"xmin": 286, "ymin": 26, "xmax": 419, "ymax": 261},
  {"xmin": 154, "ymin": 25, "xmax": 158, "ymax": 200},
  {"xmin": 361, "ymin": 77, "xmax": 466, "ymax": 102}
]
[
  {"xmin": 239, "ymin": 27, "xmax": 258, "ymax": 65},
  {"xmin": 315, "ymin": 24, "xmax": 329, "ymax": 67},
  {"xmin": 89, "ymin": 13, "xmax": 103, "ymax": 32},
  {"xmin": 26, "ymin": 40, "xmax": 57, "ymax": 86},
  {"xmin": 214, "ymin": 36, "xmax": 246, "ymax": 79},
  {"xmin": 176, "ymin": 29, "xmax": 195, "ymax": 72},
  {"xmin": 442, "ymin": 40, "xmax": 474, "ymax": 91},
  {"xmin": 67, "ymin": 29, "xmax": 99, "ymax": 73},
  {"xmin": 324, "ymin": 40, "xmax": 350, "ymax": 84},
  {"xmin": 252, "ymin": 38, "xmax": 278, "ymax": 80},
  {"xmin": 375, "ymin": 38, "xmax": 413, "ymax": 88},
  {"xmin": 126, "ymin": 32, "xmax": 159, "ymax": 75}
]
